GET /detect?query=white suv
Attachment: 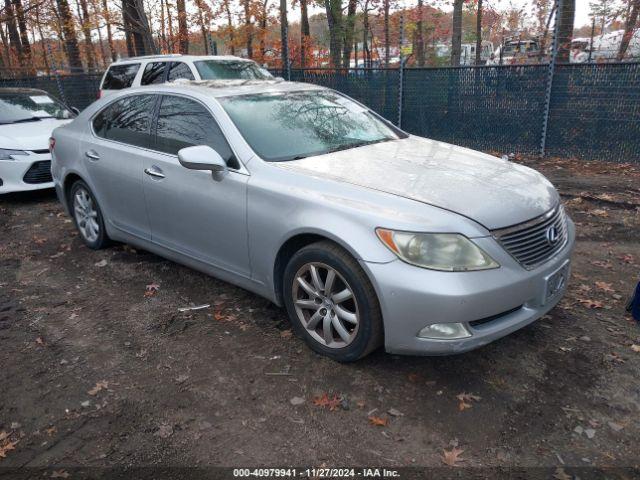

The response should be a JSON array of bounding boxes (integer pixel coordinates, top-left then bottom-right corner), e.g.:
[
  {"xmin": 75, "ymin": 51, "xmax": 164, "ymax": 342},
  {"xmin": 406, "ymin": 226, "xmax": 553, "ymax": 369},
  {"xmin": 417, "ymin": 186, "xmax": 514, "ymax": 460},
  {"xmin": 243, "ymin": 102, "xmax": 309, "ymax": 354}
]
[{"xmin": 98, "ymin": 54, "xmax": 274, "ymax": 97}]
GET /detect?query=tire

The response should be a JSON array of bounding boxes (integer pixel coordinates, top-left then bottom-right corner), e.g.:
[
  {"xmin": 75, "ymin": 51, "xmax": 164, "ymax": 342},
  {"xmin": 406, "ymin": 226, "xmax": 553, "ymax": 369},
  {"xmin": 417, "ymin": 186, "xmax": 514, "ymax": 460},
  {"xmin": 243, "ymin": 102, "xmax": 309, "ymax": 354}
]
[
  {"xmin": 69, "ymin": 180, "xmax": 110, "ymax": 250},
  {"xmin": 283, "ymin": 241, "xmax": 383, "ymax": 362}
]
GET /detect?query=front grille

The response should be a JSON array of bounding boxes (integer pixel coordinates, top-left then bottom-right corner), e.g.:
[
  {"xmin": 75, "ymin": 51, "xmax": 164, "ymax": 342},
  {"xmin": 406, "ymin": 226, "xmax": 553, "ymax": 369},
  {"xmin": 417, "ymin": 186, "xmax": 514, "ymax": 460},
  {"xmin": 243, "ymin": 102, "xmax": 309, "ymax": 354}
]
[
  {"xmin": 493, "ymin": 205, "xmax": 568, "ymax": 269},
  {"xmin": 23, "ymin": 160, "xmax": 53, "ymax": 184}
]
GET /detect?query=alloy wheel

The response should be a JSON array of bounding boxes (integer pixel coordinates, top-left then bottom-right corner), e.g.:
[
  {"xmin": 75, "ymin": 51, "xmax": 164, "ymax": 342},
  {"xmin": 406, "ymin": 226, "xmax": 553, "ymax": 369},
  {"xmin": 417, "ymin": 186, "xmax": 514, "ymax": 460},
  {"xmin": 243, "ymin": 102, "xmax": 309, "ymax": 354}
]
[
  {"xmin": 292, "ymin": 262, "xmax": 360, "ymax": 348},
  {"xmin": 73, "ymin": 187, "xmax": 100, "ymax": 243}
]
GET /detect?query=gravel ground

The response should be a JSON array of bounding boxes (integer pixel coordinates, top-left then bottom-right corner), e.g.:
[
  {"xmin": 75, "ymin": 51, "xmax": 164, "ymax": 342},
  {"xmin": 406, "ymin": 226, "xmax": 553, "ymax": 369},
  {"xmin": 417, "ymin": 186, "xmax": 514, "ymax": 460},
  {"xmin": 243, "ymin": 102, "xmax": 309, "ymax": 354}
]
[{"xmin": 0, "ymin": 156, "xmax": 639, "ymax": 478}]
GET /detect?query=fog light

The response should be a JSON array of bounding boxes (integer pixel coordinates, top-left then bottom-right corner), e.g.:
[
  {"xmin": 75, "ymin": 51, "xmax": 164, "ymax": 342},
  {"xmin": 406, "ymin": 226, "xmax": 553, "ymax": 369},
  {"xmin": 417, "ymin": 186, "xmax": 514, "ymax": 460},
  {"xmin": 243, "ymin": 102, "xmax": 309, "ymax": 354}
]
[{"xmin": 418, "ymin": 323, "xmax": 472, "ymax": 340}]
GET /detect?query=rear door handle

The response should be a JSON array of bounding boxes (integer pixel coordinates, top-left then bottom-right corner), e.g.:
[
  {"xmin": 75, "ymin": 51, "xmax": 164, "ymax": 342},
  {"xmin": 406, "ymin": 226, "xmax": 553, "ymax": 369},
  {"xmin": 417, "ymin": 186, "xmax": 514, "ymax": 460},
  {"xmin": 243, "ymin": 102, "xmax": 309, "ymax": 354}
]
[
  {"xmin": 144, "ymin": 167, "xmax": 165, "ymax": 179},
  {"xmin": 85, "ymin": 150, "xmax": 100, "ymax": 160}
]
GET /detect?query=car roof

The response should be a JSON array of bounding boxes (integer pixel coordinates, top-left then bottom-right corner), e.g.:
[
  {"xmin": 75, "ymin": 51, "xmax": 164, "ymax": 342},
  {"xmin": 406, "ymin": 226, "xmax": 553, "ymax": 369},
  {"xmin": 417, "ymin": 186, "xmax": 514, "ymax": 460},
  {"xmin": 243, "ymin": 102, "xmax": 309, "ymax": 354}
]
[
  {"xmin": 130, "ymin": 79, "xmax": 326, "ymax": 99},
  {"xmin": 109, "ymin": 54, "xmax": 256, "ymax": 66},
  {"xmin": 0, "ymin": 87, "xmax": 49, "ymax": 95}
]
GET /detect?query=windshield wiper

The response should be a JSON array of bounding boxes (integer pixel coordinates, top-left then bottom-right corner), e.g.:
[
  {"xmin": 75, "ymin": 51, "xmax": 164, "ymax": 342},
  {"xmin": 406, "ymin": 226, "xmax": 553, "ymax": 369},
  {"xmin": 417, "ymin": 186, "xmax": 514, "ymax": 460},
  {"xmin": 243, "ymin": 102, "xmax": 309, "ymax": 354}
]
[
  {"xmin": 326, "ymin": 139, "xmax": 386, "ymax": 154},
  {"xmin": 9, "ymin": 117, "xmax": 43, "ymax": 124}
]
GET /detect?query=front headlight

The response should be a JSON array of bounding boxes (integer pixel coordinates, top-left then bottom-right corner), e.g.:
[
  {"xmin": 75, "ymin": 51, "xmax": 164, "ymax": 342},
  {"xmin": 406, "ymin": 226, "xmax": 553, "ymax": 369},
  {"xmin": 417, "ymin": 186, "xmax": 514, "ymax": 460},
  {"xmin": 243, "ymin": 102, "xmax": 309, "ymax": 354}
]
[
  {"xmin": 0, "ymin": 149, "xmax": 28, "ymax": 161},
  {"xmin": 376, "ymin": 228, "xmax": 499, "ymax": 271}
]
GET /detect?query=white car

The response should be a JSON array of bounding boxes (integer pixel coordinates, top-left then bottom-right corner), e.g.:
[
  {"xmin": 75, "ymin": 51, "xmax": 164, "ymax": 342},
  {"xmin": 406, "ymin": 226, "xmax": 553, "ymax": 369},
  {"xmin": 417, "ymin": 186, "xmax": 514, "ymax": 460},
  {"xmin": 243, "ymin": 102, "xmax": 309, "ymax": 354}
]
[
  {"xmin": 0, "ymin": 88, "xmax": 75, "ymax": 194},
  {"xmin": 99, "ymin": 54, "xmax": 274, "ymax": 97}
]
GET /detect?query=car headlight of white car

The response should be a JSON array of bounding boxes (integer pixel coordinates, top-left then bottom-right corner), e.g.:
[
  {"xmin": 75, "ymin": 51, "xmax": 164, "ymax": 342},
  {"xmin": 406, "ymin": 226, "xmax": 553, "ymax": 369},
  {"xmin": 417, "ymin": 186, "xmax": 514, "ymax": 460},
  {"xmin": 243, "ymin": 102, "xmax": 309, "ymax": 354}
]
[
  {"xmin": 376, "ymin": 228, "xmax": 499, "ymax": 271},
  {"xmin": 0, "ymin": 149, "xmax": 28, "ymax": 161}
]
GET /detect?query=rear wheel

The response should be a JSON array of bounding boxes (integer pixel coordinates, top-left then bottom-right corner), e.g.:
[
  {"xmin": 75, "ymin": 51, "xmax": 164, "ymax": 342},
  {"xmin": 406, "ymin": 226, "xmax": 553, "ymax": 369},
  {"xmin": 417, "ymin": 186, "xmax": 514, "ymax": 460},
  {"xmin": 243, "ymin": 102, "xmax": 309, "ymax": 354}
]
[
  {"xmin": 283, "ymin": 241, "xmax": 383, "ymax": 362},
  {"xmin": 69, "ymin": 180, "xmax": 110, "ymax": 249}
]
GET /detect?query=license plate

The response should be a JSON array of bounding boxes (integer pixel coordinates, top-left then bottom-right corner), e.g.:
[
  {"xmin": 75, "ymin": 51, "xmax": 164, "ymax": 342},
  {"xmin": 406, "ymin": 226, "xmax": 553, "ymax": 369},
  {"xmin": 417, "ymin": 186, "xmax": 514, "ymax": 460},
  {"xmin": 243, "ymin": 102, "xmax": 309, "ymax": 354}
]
[{"xmin": 544, "ymin": 261, "xmax": 570, "ymax": 304}]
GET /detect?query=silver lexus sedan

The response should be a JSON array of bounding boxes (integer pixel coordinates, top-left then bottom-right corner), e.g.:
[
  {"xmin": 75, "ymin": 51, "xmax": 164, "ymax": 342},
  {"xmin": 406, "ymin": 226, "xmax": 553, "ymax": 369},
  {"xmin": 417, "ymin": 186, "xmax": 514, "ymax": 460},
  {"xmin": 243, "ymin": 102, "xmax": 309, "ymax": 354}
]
[{"xmin": 50, "ymin": 80, "xmax": 575, "ymax": 362}]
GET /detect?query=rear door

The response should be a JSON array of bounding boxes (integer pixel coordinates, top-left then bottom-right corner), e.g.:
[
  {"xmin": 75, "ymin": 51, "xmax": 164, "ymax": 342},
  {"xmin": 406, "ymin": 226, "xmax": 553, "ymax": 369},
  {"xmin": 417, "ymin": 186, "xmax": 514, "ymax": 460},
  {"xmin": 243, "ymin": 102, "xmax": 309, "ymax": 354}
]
[
  {"xmin": 142, "ymin": 94, "xmax": 250, "ymax": 276},
  {"xmin": 83, "ymin": 94, "xmax": 157, "ymax": 239}
]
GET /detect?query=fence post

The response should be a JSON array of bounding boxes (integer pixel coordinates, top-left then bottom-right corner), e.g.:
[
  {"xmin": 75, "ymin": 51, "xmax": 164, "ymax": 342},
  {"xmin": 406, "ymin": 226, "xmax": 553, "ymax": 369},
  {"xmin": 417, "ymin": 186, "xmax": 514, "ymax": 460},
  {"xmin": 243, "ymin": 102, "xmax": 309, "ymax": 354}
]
[
  {"xmin": 540, "ymin": 0, "xmax": 562, "ymax": 157},
  {"xmin": 397, "ymin": 11, "xmax": 405, "ymax": 128},
  {"xmin": 46, "ymin": 42, "xmax": 68, "ymax": 106}
]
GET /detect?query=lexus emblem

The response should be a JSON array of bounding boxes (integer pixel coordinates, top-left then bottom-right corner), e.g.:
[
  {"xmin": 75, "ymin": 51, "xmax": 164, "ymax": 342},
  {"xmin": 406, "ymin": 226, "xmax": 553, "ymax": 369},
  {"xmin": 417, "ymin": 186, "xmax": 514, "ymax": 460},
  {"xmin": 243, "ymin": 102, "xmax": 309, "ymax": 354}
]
[{"xmin": 546, "ymin": 226, "xmax": 559, "ymax": 246}]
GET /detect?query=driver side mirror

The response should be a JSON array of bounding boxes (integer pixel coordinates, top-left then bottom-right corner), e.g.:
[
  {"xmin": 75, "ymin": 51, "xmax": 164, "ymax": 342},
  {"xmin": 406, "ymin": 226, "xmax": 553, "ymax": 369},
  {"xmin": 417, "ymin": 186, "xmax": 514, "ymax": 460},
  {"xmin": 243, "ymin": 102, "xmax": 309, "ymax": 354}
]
[{"xmin": 178, "ymin": 145, "xmax": 228, "ymax": 174}]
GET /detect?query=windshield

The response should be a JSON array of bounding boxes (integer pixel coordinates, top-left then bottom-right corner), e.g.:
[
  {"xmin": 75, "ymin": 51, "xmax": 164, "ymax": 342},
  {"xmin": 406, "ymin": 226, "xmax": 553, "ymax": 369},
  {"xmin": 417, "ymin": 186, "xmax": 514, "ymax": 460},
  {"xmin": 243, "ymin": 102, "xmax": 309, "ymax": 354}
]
[
  {"xmin": 219, "ymin": 90, "xmax": 401, "ymax": 161},
  {"xmin": 0, "ymin": 92, "xmax": 73, "ymax": 124},
  {"xmin": 194, "ymin": 60, "xmax": 273, "ymax": 80}
]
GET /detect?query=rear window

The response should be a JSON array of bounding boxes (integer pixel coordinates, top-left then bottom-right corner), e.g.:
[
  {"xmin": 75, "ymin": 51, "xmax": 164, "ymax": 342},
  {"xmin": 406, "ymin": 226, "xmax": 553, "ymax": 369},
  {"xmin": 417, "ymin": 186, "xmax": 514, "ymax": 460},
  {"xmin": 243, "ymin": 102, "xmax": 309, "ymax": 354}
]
[
  {"xmin": 167, "ymin": 62, "xmax": 195, "ymax": 82},
  {"xmin": 102, "ymin": 64, "xmax": 140, "ymax": 90}
]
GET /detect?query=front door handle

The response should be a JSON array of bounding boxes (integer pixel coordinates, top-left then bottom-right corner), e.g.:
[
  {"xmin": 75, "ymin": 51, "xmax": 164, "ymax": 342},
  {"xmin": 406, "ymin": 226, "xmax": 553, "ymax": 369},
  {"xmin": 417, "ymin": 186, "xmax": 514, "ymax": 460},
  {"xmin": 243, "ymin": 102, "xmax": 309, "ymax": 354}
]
[
  {"xmin": 85, "ymin": 150, "xmax": 100, "ymax": 160},
  {"xmin": 144, "ymin": 167, "xmax": 165, "ymax": 179}
]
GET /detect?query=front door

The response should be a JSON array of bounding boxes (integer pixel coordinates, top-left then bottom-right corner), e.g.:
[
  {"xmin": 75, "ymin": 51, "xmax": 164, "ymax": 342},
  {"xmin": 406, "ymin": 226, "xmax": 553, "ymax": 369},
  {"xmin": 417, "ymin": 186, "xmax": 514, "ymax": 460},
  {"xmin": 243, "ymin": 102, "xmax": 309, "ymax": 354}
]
[{"xmin": 142, "ymin": 94, "xmax": 250, "ymax": 277}]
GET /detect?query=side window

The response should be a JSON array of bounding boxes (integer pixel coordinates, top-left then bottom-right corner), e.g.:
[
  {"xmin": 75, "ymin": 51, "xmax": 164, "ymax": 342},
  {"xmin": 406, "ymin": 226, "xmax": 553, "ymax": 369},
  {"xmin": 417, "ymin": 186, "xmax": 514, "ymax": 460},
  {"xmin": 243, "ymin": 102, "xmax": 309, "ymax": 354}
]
[
  {"xmin": 92, "ymin": 95, "xmax": 156, "ymax": 148},
  {"xmin": 101, "ymin": 64, "xmax": 140, "ymax": 90},
  {"xmin": 155, "ymin": 95, "xmax": 235, "ymax": 166},
  {"xmin": 167, "ymin": 62, "xmax": 195, "ymax": 82},
  {"xmin": 141, "ymin": 62, "xmax": 166, "ymax": 85}
]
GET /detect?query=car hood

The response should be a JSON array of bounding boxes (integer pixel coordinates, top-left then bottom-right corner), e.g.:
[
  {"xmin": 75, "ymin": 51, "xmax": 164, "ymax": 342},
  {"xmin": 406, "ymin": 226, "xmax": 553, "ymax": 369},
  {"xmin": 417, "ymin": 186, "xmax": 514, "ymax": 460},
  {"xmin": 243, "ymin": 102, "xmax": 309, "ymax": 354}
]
[
  {"xmin": 275, "ymin": 136, "xmax": 559, "ymax": 230},
  {"xmin": 0, "ymin": 118, "xmax": 71, "ymax": 150}
]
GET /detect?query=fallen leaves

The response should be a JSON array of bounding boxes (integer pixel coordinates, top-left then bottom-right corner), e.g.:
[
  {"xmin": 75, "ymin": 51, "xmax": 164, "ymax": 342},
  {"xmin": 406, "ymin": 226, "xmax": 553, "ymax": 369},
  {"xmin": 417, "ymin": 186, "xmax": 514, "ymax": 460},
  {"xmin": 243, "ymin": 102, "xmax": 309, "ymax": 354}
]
[
  {"xmin": 456, "ymin": 392, "xmax": 481, "ymax": 411},
  {"xmin": 619, "ymin": 254, "xmax": 635, "ymax": 264},
  {"xmin": 312, "ymin": 393, "xmax": 341, "ymax": 411},
  {"xmin": 587, "ymin": 208, "xmax": 609, "ymax": 218},
  {"xmin": 155, "ymin": 424, "xmax": 173, "ymax": 438},
  {"xmin": 35, "ymin": 337, "xmax": 45, "ymax": 346},
  {"xmin": 594, "ymin": 281, "xmax": 614, "ymax": 293},
  {"xmin": 51, "ymin": 470, "xmax": 70, "ymax": 479},
  {"xmin": 577, "ymin": 298, "xmax": 603, "ymax": 309},
  {"xmin": 631, "ymin": 344, "xmax": 640, "ymax": 353},
  {"xmin": 368, "ymin": 415, "xmax": 389, "ymax": 427},
  {"xmin": 0, "ymin": 431, "xmax": 18, "ymax": 459},
  {"xmin": 442, "ymin": 447, "xmax": 464, "ymax": 466},
  {"xmin": 144, "ymin": 283, "xmax": 160, "ymax": 297},
  {"xmin": 88, "ymin": 380, "xmax": 109, "ymax": 396}
]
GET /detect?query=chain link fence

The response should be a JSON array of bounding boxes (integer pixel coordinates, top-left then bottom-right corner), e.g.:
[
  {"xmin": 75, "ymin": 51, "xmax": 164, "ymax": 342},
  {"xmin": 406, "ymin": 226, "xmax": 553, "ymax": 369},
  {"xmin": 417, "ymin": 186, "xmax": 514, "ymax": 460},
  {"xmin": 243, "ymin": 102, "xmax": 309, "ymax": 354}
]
[{"xmin": 2, "ymin": 62, "xmax": 639, "ymax": 163}]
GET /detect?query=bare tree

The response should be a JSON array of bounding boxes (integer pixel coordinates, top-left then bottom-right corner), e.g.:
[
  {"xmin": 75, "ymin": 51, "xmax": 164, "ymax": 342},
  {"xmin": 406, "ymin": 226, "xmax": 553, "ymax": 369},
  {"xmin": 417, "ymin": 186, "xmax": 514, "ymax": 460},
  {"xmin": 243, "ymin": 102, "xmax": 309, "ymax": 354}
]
[
  {"xmin": 342, "ymin": 0, "xmax": 356, "ymax": 67},
  {"xmin": 556, "ymin": 0, "xmax": 575, "ymax": 63},
  {"xmin": 280, "ymin": 0, "xmax": 288, "ymax": 67},
  {"xmin": 176, "ymin": 0, "xmax": 188, "ymax": 53},
  {"xmin": 56, "ymin": 0, "xmax": 83, "ymax": 68},
  {"xmin": 324, "ymin": 0, "xmax": 343, "ymax": 67},
  {"xmin": 300, "ymin": 0, "xmax": 310, "ymax": 66},
  {"xmin": 618, "ymin": 0, "xmax": 639, "ymax": 59},
  {"xmin": 475, "ymin": 0, "xmax": 483, "ymax": 64},
  {"xmin": 383, "ymin": 0, "xmax": 389, "ymax": 66},
  {"xmin": 77, "ymin": 0, "xmax": 97, "ymax": 69},
  {"xmin": 4, "ymin": 0, "xmax": 24, "ymax": 62},
  {"xmin": 416, "ymin": 0, "xmax": 425, "ymax": 66},
  {"xmin": 451, "ymin": 0, "xmax": 463, "ymax": 66}
]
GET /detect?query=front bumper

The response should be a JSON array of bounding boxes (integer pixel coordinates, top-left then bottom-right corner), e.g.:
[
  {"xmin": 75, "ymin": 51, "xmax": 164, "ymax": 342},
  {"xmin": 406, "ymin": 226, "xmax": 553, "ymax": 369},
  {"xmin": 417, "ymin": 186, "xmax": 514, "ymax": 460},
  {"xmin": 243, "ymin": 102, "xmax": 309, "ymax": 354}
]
[
  {"xmin": 362, "ymin": 218, "xmax": 576, "ymax": 356},
  {"xmin": 0, "ymin": 154, "xmax": 54, "ymax": 194}
]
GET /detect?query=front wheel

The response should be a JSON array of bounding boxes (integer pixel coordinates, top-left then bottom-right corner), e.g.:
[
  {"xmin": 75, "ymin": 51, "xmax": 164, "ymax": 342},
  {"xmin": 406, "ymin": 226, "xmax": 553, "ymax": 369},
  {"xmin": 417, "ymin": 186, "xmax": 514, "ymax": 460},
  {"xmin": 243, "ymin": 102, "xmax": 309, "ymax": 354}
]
[
  {"xmin": 283, "ymin": 241, "xmax": 383, "ymax": 362},
  {"xmin": 69, "ymin": 180, "xmax": 110, "ymax": 249}
]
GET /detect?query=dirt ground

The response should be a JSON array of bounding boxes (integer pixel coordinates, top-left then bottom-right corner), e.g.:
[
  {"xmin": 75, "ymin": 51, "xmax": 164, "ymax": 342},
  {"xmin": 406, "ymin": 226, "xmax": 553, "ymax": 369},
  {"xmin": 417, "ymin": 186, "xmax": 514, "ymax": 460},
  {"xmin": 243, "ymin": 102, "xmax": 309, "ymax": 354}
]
[{"xmin": 1, "ymin": 156, "xmax": 639, "ymax": 477}]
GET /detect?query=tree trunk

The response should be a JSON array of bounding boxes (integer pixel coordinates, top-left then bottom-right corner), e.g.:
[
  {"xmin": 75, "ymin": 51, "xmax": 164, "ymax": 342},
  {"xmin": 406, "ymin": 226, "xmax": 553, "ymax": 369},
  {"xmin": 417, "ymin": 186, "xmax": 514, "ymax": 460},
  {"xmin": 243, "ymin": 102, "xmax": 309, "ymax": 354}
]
[
  {"xmin": 451, "ymin": 0, "xmax": 463, "ymax": 66},
  {"xmin": 77, "ymin": 0, "xmax": 97, "ymax": 69},
  {"xmin": 0, "ymin": 18, "xmax": 13, "ymax": 68},
  {"xmin": 383, "ymin": 0, "xmax": 389, "ymax": 67},
  {"xmin": 279, "ymin": 0, "xmax": 288, "ymax": 69},
  {"xmin": 300, "ymin": 0, "xmax": 310, "ymax": 66},
  {"xmin": 4, "ymin": 0, "xmax": 24, "ymax": 62},
  {"xmin": 166, "ymin": 0, "xmax": 175, "ymax": 53},
  {"xmin": 176, "ymin": 0, "xmax": 188, "ymax": 53},
  {"xmin": 475, "ymin": 0, "xmax": 483, "ymax": 64},
  {"xmin": 342, "ymin": 0, "xmax": 356, "ymax": 67},
  {"xmin": 195, "ymin": 0, "xmax": 209, "ymax": 54},
  {"xmin": 556, "ymin": 0, "xmax": 575, "ymax": 63},
  {"xmin": 618, "ymin": 0, "xmax": 639, "ymax": 60},
  {"xmin": 325, "ymin": 0, "xmax": 342, "ymax": 67},
  {"xmin": 101, "ymin": 0, "xmax": 116, "ymax": 60},
  {"xmin": 56, "ymin": 0, "xmax": 83, "ymax": 69},
  {"xmin": 362, "ymin": 5, "xmax": 370, "ymax": 67},
  {"xmin": 225, "ymin": 0, "xmax": 235, "ymax": 55},
  {"xmin": 416, "ymin": 0, "xmax": 425, "ymax": 66},
  {"xmin": 243, "ymin": 0, "xmax": 253, "ymax": 58},
  {"xmin": 12, "ymin": 0, "xmax": 33, "ymax": 66},
  {"xmin": 259, "ymin": 0, "xmax": 268, "ymax": 60},
  {"xmin": 34, "ymin": 2, "xmax": 51, "ymax": 73}
]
